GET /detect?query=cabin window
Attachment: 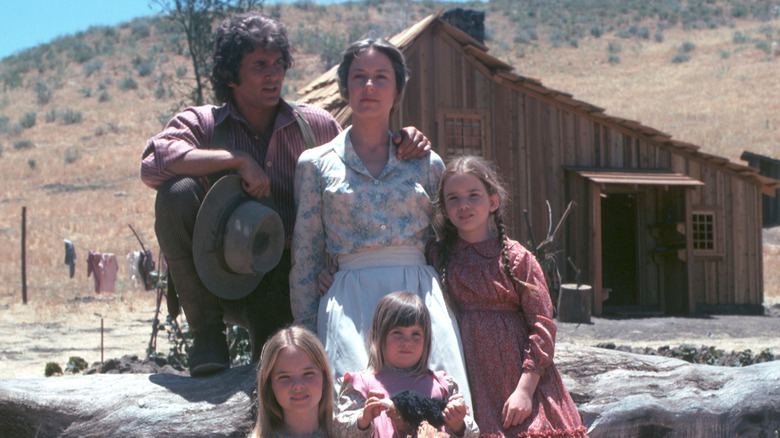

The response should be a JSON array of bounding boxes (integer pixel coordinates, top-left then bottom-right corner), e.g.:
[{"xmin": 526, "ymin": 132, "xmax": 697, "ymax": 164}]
[
  {"xmin": 691, "ymin": 210, "xmax": 717, "ymax": 254},
  {"xmin": 438, "ymin": 110, "xmax": 490, "ymax": 158}
]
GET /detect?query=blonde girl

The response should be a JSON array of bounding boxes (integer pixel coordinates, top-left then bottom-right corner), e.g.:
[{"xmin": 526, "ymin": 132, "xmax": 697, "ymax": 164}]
[
  {"xmin": 250, "ymin": 326, "xmax": 334, "ymax": 438},
  {"xmin": 334, "ymin": 291, "xmax": 479, "ymax": 437}
]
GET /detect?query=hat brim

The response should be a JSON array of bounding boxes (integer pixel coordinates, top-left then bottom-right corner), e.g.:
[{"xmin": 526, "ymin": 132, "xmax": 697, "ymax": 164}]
[{"xmin": 193, "ymin": 175, "xmax": 282, "ymax": 300}]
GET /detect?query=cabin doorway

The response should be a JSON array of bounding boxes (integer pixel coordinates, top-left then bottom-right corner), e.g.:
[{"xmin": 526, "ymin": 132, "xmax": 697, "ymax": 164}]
[{"xmin": 601, "ymin": 193, "xmax": 639, "ymax": 311}]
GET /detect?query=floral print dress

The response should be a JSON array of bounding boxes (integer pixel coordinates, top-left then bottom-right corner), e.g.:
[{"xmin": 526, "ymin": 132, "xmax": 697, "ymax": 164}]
[
  {"xmin": 291, "ymin": 127, "xmax": 471, "ymax": 406},
  {"xmin": 428, "ymin": 237, "xmax": 587, "ymax": 438}
]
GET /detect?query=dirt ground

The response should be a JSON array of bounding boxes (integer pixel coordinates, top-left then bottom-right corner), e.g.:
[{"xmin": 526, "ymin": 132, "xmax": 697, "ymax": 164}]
[
  {"xmin": 1, "ymin": 226, "xmax": 778, "ymax": 379},
  {"xmin": 1, "ymin": 292, "xmax": 778, "ymax": 379}
]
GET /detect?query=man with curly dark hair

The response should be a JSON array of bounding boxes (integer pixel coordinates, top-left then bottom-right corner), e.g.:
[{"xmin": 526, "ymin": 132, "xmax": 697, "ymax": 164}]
[{"xmin": 141, "ymin": 12, "xmax": 431, "ymax": 377}]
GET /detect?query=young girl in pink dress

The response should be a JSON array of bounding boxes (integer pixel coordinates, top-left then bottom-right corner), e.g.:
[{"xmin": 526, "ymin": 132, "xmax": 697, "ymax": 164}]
[
  {"xmin": 427, "ymin": 156, "xmax": 588, "ymax": 438},
  {"xmin": 334, "ymin": 292, "xmax": 480, "ymax": 437}
]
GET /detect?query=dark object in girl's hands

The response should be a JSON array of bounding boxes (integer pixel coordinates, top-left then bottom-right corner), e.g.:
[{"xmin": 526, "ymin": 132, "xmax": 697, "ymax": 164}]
[{"xmin": 389, "ymin": 390, "xmax": 448, "ymax": 430}]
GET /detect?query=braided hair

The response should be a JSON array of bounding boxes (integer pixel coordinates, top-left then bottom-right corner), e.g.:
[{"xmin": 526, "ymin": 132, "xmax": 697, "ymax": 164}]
[{"xmin": 433, "ymin": 156, "xmax": 528, "ymax": 304}]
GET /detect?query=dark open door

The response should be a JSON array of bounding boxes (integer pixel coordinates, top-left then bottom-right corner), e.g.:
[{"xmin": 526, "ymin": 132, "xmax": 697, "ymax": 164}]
[{"xmin": 601, "ymin": 193, "xmax": 639, "ymax": 311}]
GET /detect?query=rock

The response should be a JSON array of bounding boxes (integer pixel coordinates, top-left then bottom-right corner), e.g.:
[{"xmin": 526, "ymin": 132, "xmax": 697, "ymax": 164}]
[
  {"xmin": 0, "ymin": 363, "xmax": 257, "ymax": 438},
  {"xmin": 555, "ymin": 344, "xmax": 780, "ymax": 437},
  {"xmin": 1, "ymin": 345, "xmax": 779, "ymax": 437}
]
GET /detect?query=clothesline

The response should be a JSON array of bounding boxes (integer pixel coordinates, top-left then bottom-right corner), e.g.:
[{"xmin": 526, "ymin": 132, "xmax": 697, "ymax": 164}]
[{"xmin": 63, "ymin": 238, "xmax": 162, "ymax": 294}]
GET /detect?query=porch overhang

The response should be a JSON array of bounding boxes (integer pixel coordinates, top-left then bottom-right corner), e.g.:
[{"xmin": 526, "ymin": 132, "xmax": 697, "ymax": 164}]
[{"xmin": 565, "ymin": 167, "xmax": 704, "ymax": 189}]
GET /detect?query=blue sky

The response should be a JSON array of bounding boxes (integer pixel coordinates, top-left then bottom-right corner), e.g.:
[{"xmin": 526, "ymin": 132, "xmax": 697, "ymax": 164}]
[{"xmin": 1, "ymin": 0, "xmax": 483, "ymax": 61}]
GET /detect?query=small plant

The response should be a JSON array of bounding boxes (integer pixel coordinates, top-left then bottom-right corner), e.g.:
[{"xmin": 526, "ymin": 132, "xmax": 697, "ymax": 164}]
[
  {"xmin": 60, "ymin": 109, "xmax": 83, "ymax": 125},
  {"xmin": 45, "ymin": 109, "xmax": 56, "ymax": 123},
  {"xmin": 681, "ymin": 41, "xmax": 696, "ymax": 53},
  {"xmin": 14, "ymin": 139, "xmax": 35, "ymax": 149},
  {"xmin": 175, "ymin": 65, "xmax": 187, "ymax": 78},
  {"xmin": 608, "ymin": 55, "xmax": 621, "ymax": 65},
  {"xmin": 64, "ymin": 146, "xmax": 80, "ymax": 164},
  {"xmin": 28, "ymin": 158, "xmax": 36, "ymax": 169},
  {"xmin": 607, "ymin": 40, "xmax": 622, "ymax": 54},
  {"xmin": 35, "ymin": 81, "xmax": 52, "ymax": 105},
  {"xmin": 19, "ymin": 112, "xmax": 36, "ymax": 129},
  {"xmin": 83, "ymin": 59, "xmax": 103, "ymax": 77},
  {"xmin": 654, "ymin": 32, "xmax": 664, "ymax": 43},
  {"xmin": 118, "ymin": 76, "xmax": 138, "ymax": 91},
  {"xmin": 68, "ymin": 41, "xmax": 95, "ymax": 64},
  {"xmin": 733, "ymin": 31, "xmax": 750, "ymax": 44},
  {"xmin": 79, "ymin": 87, "xmax": 92, "ymax": 98},
  {"xmin": 45, "ymin": 362, "xmax": 63, "ymax": 377},
  {"xmin": 590, "ymin": 24, "xmax": 603, "ymax": 38},
  {"xmin": 131, "ymin": 21, "xmax": 151, "ymax": 40},
  {"xmin": 0, "ymin": 116, "xmax": 9, "ymax": 133},
  {"xmin": 66, "ymin": 356, "xmax": 88, "ymax": 373},
  {"xmin": 671, "ymin": 53, "xmax": 691, "ymax": 63},
  {"xmin": 98, "ymin": 90, "xmax": 111, "ymax": 102}
]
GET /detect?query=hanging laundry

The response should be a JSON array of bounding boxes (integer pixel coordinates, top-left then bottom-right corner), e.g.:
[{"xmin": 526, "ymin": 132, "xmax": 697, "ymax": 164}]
[
  {"xmin": 138, "ymin": 249, "xmax": 156, "ymax": 291},
  {"xmin": 126, "ymin": 251, "xmax": 143, "ymax": 292},
  {"xmin": 63, "ymin": 239, "xmax": 76, "ymax": 279},
  {"xmin": 87, "ymin": 251, "xmax": 119, "ymax": 293}
]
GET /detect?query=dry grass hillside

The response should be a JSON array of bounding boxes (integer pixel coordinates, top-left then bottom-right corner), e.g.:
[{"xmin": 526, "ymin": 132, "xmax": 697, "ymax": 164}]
[{"xmin": 0, "ymin": 0, "xmax": 777, "ymax": 327}]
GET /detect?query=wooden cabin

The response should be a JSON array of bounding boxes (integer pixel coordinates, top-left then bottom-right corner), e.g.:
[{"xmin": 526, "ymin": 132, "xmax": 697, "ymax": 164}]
[
  {"xmin": 298, "ymin": 11, "xmax": 780, "ymax": 316},
  {"xmin": 741, "ymin": 151, "xmax": 780, "ymax": 227}
]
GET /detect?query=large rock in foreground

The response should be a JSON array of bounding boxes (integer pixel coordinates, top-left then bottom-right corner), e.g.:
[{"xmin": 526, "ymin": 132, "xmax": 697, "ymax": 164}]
[
  {"xmin": 1, "ymin": 344, "xmax": 778, "ymax": 437},
  {"xmin": 555, "ymin": 344, "xmax": 780, "ymax": 437}
]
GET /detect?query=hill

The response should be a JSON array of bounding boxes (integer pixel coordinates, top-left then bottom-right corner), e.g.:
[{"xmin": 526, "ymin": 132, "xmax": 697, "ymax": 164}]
[{"xmin": 0, "ymin": 0, "xmax": 778, "ymax": 310}]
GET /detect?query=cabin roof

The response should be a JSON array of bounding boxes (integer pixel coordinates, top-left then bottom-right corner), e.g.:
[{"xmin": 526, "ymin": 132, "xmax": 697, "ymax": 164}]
[{"xmin": 298, "ymin": 12, "xmax": 780, "ymax": 196}]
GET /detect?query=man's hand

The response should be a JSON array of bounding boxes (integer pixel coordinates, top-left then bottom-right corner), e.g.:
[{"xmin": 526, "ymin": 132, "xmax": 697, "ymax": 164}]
[
  {"xmin": 394, "ymin": 126, "xmax": 431, "ymax": 160},
  {"xmin": 237, "ymin": 156, "xmax": 271, "ymax": 199}
]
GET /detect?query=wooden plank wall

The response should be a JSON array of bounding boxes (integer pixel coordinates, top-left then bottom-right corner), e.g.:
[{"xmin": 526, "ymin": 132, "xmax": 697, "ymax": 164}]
[{"xmin": 399, "ymin": 25, "xmax": 764, "ymax": 311}]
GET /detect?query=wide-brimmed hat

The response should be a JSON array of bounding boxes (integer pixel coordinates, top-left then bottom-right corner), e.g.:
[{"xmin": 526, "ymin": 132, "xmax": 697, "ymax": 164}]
[{"xmin": 193, "ymin": 175, "xmax": 285, "ymax": 300}]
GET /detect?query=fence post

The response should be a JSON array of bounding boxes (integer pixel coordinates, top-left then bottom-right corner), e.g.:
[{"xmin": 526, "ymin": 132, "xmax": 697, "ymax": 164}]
[{"xmin": 21, "ymin": 206, "xmax": 27, "ymax": 305}]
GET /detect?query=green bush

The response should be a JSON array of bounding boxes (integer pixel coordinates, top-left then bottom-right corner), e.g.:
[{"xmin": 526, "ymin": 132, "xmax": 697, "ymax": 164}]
[
  {"xmin": 681, "ymin": 41, "xmax": 696, "ymax": 52},
  {"xmin": 84, "ymin": 59, "xmax": 103, "ymax": 77},
  {"xmin": 66, "ymin": 356, "xmax": 88, "ymax": 373},
  {"xmin": 0, "ymin": 116, "xmax": 9, "ymax": 133},
  {"xmin": 131, "ymin": 21, "xmax": 151, "ymax": 39},
  {"xmin": 175, "ymin": 65, "xmax": 187, "ymax": 78},
  {"xmin": 136, "ymin": 59, "xmax": 155, "ymax": 77},
  {"xmin": 730, "ymin": 3, "xmax": 748, "ymax": 18},
  {"xmin": 19, "ymin": 112, "xmax": 36, "ymax": 129},
  {"xmin": 98, "ymin": 90, "xmax": 111, "ymax": 102},
  {"xmin": 654, "ymin": 32, "xmax": 664, "ymax": 43},
  {"xmin": 671, "ymin": 53, "xmax": 691, "ymax": 63},
  {"xmin": 60, "ymin": 109, "xmax": 83, "ymax": 125},
  {"xmin": 68, "ymin": 41, "xmax": 95, "ymax": 64},
  {"xmin": 608, "ymin": 54, "xmax": 620, "ymax": 65},
  {"xmin": 45, "ymin": 109, "xmax": 56, "ymax": 123},
  {"xmin": 14, "ymin": 139, "xmax": 35, "ymax": 150},
  {"xmin": 64, "ymin": 146, "xmax": 81, "ymax": 164},
  {"xmin": 756, "ymin": 40, "xmax": 771, "ymax": 54},
  {"xmin": 590, "ymin": 24, "xmax": 603, "ymax": 38},
  {"xmin": 35, "ymin": 81, "xmax": 52, "ymax": 104},
  {"xmin": 733, "ymin": 31, "xmax": 750, "ymax": 44},
  {"xmin": 80, "ymin": 87, "xmax": 93, "ymax": 97},
  {"xmin": 607, "ymin": 40, "xmax": 622, "ymax": 54},
  {"xmin": 45, "ymin": 362, "xmax": 63, "ymax": 377},
  {"xmin": 118, "ymin": 76, "xmax": 138, "ymax": 91},
  {"xmin": 2, "ymin": 69, "xmax": 23, "ymax": 90}
]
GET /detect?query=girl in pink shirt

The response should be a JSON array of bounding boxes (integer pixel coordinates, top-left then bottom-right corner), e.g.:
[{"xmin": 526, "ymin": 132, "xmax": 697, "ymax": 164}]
[{"xmin": 334, "ymin": 292, "xmax": 479, "ymax": 438}]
